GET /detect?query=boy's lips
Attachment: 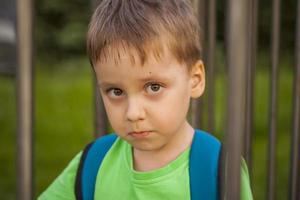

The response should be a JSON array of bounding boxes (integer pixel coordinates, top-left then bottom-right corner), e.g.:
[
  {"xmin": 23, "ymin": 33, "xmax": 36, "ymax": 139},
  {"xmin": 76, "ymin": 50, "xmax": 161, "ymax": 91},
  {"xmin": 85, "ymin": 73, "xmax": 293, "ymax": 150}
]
[{"xmin": 128, "ymin": 131, "xmax": 152, "ymax": 138}]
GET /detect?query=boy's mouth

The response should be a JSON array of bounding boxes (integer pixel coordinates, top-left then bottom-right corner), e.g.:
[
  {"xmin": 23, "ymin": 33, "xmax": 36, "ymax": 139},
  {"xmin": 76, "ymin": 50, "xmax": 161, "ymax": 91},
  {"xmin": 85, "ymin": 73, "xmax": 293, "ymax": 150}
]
[{"xmin": 129, "ymin": 131, "xmax": 151, "ymax": 138}]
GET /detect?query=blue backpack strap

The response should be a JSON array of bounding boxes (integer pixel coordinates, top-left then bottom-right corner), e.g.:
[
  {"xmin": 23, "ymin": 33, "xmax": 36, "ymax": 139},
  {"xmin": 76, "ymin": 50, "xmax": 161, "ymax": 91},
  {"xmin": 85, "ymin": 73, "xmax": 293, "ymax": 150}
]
[
  {"xmin": 75, "ymin": 134, "xmax": 117, "ymax": 200},
  {"xmin": 189, "ymin": 129, "xmax": 222, "ymax": 200}
]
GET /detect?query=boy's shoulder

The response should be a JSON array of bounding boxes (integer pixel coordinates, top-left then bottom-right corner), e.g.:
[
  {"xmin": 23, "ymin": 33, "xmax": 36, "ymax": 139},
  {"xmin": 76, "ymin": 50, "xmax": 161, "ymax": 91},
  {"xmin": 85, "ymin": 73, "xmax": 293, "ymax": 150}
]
[
  {"xmin": 190, "ymin": 129, "xmax": 221, "ymax": 156},
  {"xmin": 188, "ymin": 129, "xmax": 222, "ymax": 200}
]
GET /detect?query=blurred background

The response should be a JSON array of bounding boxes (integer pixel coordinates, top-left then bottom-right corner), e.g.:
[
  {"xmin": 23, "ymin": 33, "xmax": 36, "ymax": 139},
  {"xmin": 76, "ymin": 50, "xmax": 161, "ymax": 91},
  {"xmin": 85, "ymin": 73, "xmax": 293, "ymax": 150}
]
[{"xmin": 0, "ymin": 0, "xmax": 298, "ymax": 199}]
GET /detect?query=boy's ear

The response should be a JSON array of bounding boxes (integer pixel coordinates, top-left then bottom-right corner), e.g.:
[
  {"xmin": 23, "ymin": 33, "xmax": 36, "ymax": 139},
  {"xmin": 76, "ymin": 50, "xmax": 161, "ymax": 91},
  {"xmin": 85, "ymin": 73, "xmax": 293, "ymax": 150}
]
[{"xmin": 189, "ymin": 60, "xmax": 205, "ymax": 98}]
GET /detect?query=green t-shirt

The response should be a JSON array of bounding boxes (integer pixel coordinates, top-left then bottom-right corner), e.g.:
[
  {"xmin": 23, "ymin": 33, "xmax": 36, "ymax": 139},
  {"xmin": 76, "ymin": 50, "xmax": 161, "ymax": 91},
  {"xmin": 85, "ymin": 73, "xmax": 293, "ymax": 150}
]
[{"xmin": 38, "ymin": 138, "xmax": 253, "ymax": 200}]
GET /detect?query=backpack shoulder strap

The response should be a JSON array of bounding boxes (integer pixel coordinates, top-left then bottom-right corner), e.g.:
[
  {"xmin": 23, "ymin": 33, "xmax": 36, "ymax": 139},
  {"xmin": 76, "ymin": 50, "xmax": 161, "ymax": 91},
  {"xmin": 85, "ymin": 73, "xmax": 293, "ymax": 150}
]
[
  {"xmin": 189, "ymin": 129, "xmax": 222, "ymax": 200},
  {"xmin": 75, "ymin": 134, "xmax": 117, "ymax": 200}
]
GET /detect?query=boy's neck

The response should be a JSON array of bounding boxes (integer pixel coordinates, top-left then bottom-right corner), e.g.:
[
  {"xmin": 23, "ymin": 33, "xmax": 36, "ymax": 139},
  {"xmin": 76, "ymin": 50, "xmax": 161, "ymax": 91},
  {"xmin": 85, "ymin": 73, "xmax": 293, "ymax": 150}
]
[{"xmin": 132, "ymin": 122, "xmax": 194, "ymax": 172}]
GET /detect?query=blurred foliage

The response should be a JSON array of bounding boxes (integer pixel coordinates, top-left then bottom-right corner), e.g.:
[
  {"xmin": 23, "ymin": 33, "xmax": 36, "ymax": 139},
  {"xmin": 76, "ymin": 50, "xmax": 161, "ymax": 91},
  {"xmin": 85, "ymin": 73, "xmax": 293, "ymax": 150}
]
[
  {"xmin": 35, "ymin": 0, "xmax": 298, "ymax": 61},
  {"xmin": 35, "ymin": 0, "xmax": 91, "ymax": 60},
  {"xmin": 257, "ymin": 0, "xmax": 296, "ymax": 51}
]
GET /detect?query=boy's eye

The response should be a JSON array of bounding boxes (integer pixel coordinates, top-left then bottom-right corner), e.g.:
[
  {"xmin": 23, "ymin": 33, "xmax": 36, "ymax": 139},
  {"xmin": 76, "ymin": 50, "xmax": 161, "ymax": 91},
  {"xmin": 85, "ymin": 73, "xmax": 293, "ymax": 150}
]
[
  {"xmin": 107, "ymin": 88, "xmax": 124, "ymax": 97},
  {"xmin": 146, "ymin": 83, "xmax": 162, "ymax": 93}
]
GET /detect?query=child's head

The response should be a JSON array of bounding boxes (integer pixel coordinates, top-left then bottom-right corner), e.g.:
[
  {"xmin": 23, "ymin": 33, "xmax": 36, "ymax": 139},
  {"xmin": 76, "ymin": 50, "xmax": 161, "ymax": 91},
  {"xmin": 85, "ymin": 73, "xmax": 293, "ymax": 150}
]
[
  {"xmin": 87, "ymin": 0, "xmax": 205, "ymax": 153},
  {"xmin": 87, "ymin": 0, "xmax": 201, "ymax": 69}
]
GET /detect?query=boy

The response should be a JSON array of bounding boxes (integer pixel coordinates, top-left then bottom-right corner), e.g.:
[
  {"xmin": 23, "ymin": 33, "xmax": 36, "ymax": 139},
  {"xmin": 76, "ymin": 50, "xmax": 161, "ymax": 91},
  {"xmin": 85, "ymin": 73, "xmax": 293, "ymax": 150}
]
[{"xmin": 39, "ymin": 0, "xmax": 253, "ymax": 199}]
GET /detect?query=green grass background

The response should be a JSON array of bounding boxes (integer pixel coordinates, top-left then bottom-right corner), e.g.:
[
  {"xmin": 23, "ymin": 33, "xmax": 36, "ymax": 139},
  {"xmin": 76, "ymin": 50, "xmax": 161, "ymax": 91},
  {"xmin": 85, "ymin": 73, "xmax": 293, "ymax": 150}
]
[{"xmin": 0, "ymin": 52, "xmax": 295, "ymax": 199}]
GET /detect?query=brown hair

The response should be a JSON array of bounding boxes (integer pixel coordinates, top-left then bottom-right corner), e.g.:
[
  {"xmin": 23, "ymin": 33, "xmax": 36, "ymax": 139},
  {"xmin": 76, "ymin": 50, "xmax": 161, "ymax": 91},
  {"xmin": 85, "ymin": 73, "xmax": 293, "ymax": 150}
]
[{"xmin": 87, "ymin": 0, "xmax": 201, "ymax": 68}]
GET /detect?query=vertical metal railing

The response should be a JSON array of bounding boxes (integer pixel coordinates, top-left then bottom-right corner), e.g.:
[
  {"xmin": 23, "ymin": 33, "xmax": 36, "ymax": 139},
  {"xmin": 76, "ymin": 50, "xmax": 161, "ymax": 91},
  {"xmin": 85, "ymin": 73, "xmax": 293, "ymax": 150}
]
[
  {"xmin": 91, "ymin": 0, "xmax": 108, "ymax": 138},
  {"xmin": 94, "ymin": 78, "xmax": 108, "ymax": 138},
  {"xmin": 289, "ymin": 0, "xmax": 300, "ymax": 199},
  {"xmin": 16, "ymin": 0, "xmax": 34, "ymax": 199},
  {"xmin": 206, "ymin": 0, "xmax": 216, "ymax": 134},
  {"xmin": 190, "ymin": 0, "xmax": 205, "ymax": 129},
  {"xmin": 244, "ymin": 0, "xmax": 258, "ymax": 173},
  {"xmin": 267, "ymin": 0, "xmax": 281, "ymax": 199},
  {"xmin": 224, "ymin": 0, "xmax": 248, "ymax": 199}
]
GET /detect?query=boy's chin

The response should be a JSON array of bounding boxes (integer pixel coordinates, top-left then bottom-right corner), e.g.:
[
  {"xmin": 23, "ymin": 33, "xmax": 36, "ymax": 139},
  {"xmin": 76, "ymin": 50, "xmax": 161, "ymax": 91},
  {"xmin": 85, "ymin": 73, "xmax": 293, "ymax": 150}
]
[{"xmin": 130, "ymin": 141, "xmax": 162, "ymax": 152}]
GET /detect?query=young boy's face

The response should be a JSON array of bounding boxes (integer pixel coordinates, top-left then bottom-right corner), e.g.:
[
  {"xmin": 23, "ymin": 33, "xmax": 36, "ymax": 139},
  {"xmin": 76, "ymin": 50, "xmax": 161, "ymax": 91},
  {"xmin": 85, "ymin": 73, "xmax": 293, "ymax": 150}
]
[{"xmin": 94, "ymin": 47, "xmax": 205, "ymax": 153}]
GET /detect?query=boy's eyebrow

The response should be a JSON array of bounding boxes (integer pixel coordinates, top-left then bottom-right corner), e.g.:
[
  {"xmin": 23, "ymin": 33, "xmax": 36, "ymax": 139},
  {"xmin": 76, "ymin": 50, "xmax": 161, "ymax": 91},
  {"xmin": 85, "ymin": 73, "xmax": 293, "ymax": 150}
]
[
  {"xmin": 98, "ymin": 74, "xmax": 172, "ymax": 88},
  {"xmin": 98, "ymin": 82, "xmax": 117, "ymax": 88},
  {"xmin": 137, "ymin": 74, "xmax": 172, "ymax": 83}
]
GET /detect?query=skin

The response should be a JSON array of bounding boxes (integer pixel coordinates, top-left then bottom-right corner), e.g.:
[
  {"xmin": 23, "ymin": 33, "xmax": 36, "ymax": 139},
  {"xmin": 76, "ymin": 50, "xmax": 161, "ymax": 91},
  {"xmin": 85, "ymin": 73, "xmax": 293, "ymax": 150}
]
[{"xmin": 94, "ymin": 47, "xmax": 205, "ymax": 172}]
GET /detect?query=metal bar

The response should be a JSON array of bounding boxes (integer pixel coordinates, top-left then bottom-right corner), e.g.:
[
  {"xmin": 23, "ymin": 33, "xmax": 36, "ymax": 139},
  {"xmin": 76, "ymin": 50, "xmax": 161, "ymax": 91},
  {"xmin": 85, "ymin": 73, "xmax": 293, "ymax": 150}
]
[
  {"xmin": 224, "ymin": 0, "xmax": 248, "ymax": 199},
  {"xmin": 289, "ymin": 0, "xmax": 300, "ymax": 198},
  {"xmin": 190, "ymin": 99, "xmax": 203, "ymax": 128},
  {"xmin": 91, "ymin": 0, "xmax": 108, "ymax": 138},
  {"xmin": 190, "ymin": 0, "xmax": 205, "ymax": 128},
  {"xmin": 206, "ymin": 0, "xmax": 216, "ymax": 133},
  {"xmin": 244, "ymin": 0, "xmax": 258, "ymax": 174},
  {"xmin": 16, "ymin": 0, "xmax": 34, "ymax": 199},
  {"xmin": 94, "ymin": 77, "xmax": 108, "ymax": 138},
  {"xmin": 267, "ymin": 0, "xmax": 281, "ymax": 199}
]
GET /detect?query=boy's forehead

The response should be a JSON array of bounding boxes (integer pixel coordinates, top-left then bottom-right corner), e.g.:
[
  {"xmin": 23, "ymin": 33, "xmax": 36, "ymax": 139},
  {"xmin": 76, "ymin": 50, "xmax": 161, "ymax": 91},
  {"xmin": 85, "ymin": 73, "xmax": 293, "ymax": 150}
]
[
  {"xmin": 97, "ymin": 43, "xmax": 172, "ymax": 68},
  {"xmin": 95, "ymin": 44, "xmax": 189, "ymax": 84},
  {"xmin": 94, "ymin": 32, "xmax": 186, "ymax": 67}
]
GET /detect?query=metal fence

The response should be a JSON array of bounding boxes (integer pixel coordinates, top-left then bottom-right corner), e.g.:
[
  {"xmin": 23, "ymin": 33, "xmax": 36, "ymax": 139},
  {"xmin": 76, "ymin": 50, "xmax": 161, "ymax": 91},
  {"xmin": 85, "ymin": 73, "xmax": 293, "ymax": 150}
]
[{"xmin": 5, "ymin": 0, "xmax": 300, "ymax": 199}]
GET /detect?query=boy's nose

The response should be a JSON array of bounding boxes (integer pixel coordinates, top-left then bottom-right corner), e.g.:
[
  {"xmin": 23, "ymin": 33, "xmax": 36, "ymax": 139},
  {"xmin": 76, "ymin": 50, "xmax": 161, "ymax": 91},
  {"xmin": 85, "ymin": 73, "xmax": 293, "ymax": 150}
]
[{"xmin": 125, "ymin": 97, "xmax": 146, "ymax": 122}]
